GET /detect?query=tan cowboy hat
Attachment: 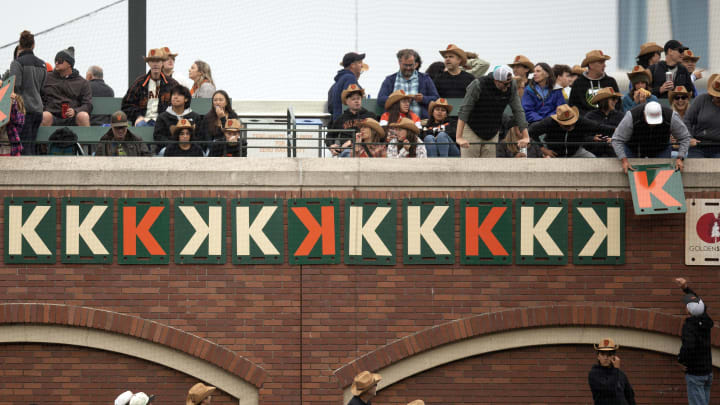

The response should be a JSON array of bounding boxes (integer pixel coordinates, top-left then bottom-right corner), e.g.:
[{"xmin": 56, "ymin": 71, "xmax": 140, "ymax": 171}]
[
  {"xmin": 637, "ymin": 42, "xmax": 663, "ymax": 57},
  {"xmin": 668, "ymin": 86, "xmax": 691, "ymax": 101},
  {"xmin": 161, "ymin": 46, "xmax": 178, "ymax": 58},
  {"xmin": 351, "ymin": 371, "xmax": 382, "ymax": 396},
  {"xmin": 590, "ymin": 87, "xmax": 622, "ymax": 105},
  {"xmin": 361, "ymin": 63, "xmax": 369, "ymax": 72},
  {"xmin": 571, "ymin": 65, "xmax": 586, "ymax": 76},
  {"xmin": 439, "ymin": 44, "xmax": 467, "ymax": 65},
  {"xmin": 509, "ymin": 54, "xmax": 533, "ymax": 71},
  {"xmin": 144, "ymin": 48, "xmax": 168, "ymax": 62},
  {"xmin": 551, "ymin": 105, "xmax": 579, "ymax": 126},
  {"xmin": 708, "ymin": 74, "xmax": 720, "ymax": 98},
  {"xmin": 627, "ymin": 65, "xmax": 652, "ymax": 85},
  {"xmin": 594, "ymin": 338, "xmax": 619, "ymax": 351},
  {"xmin": 407, "ymin": 401, "xmax": 425, "ymax": 405},
  {"xmin": 358, "ymin": 118, "xmax": 385, "ymax": 138},
  {"xmin": 389, "ymin": 117, "xmax": 420, "ymax": 135},
  {"xmin": 341, "ymin": 83, "xmax": 366, "ymax": 105},
  {"xmin": 428, "ymin": 98, "xmax": 453, "ymax": 115},
  {"xmin": 171, "ymin": 118, "xmax": 195, "ymax": 137},
  {"xmin": 186, "ymin": 383, "xmax": 216, "ymax": 405},
  {"xmin": 681, "ymin": 49, "xmax": 700, "ymax": 62},
  {"xmin": 384, "ymin": 89, "xmax": 414, "ymax": 110},
  {"xmin": 224, "ymin": 118, "xmax": 244, "ymax": 132},
  {"xmin": 581, "ymin": 50, "xmax": 611, "ymax": 67}
]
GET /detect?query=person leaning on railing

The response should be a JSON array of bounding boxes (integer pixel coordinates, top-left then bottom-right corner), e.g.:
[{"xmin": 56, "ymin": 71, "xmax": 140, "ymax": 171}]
[
  {"xmin": 529, "ymin": 104, "xmax": 614, "ymax": 158},
  {"xmin": 209, "ymin": 118, "xmax": 246, "ymax": 157},
  {"xmin": 95, "ymin": 111, "xmax": 151, "ymax": 157}
]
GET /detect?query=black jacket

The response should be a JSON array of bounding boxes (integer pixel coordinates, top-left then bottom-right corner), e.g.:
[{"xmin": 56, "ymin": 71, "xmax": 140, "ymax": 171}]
[
  {"xmin": 649, "ymin": 61, "xmax": 695, "ymax": 99},
  {"xmin": 529, "ymin": 116, "xmax": 615, "ymax": 157},
  {"xmin": 327, "ymin": 107, "xmax": 376, "ymax": 147},
  {"xmin": 679, "ymin": 287, "xmax": 714, "ymax": 375},
  {"xmin": 152, "ymin": 108, "xmax": 203, "ymax": 153},
  {"xmin": 588, "ymin": 364, "xmax": 636, "ymax": 405},
  {"xmin": 569, "ymin": 73, "xmax": 619, "ymax": 116}
]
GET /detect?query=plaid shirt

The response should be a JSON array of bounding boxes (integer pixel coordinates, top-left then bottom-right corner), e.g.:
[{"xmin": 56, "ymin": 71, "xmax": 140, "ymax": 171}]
[
  {"xmin": 393, "ymin": 71, "xmax": 421, "ymax": 116},
  {"xmin": 386, "ymin": 138, "xmax": 427, "ymax": 158},
  {"xmin": 2, "ymin": 100, "xmax": 25, "ymax": 156}
]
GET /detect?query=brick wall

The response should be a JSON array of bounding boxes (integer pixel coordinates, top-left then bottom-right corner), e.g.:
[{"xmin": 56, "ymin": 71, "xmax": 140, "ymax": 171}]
[{"xmin": 1, "ymin": 189, "xmax": 719, "ymax": 405}]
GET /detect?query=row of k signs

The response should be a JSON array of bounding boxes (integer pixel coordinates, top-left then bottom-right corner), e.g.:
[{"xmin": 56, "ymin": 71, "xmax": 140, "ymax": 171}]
[{"xmin": 3, "ymin": 197, "xmax": 626, "ymax": 265}]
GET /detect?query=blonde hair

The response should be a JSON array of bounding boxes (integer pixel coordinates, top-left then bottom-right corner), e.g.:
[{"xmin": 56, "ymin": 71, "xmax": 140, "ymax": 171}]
[{"xmin": 193, "ymin": 60, "xmax": 214, "ymax": 86}]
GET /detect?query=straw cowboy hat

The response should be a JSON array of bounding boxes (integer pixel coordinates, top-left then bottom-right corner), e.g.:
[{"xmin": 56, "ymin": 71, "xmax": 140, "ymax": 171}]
[
  {"xmin": 637, "ymin": 41, "xmax": 663, "ymax": 57},
  {"xmin": 161, "ymin": 46, "xmax": 178, "ymax": 58},
  {"xmin": 341, "ymin": 83, "xmax": 366, "ymax": 105},
  {"xmin": 407, "ymin": 401, "xmax": 425, "ymax": 405},
  {"xmin": 594, "ymin": 337, "xmax": 619, "ymax": 351},
  {"xmin": 384, "ymin": 89, "xmax": 414, "ymax": 110},
  {"xmin": 509, "ymin": 55, "xmax": 533, "ymax": 71},
  {"xmin": 571, "ymin": 65, "xmax": 586, "ymax": 76},
  {"xmin": 581, "ymin": 50, "xmax": 611, "ymax": 67},
  {"xmin": 439, "ymin": 44, "xmax": 467, "ymax": 65},
  {"xmin": 668, "ymin": 86, "xmax": 691, "ymax": 101},
  {"xmin": 708, "ymin": 74, "xmax": 720, "ymax": 97},
  {"xmin": 389, "ymin": 117, "xmax": 420, "ymax": 135},
  {"xmin": 428, "ymin": 98, "xmax": 453, "ymax": 115},
  {"xmin": 171, "ymin": 118, "xmax": 195, "ymax": 137},
  {"xmin": 681, "ymin": 49, "xmax": 700, "ymax": 63},
  {"xmin": 551, "ymin": 105, "xmax": 579, "ymax": 126},
  {"xmin": 144, "ymin": 48, "xmax": 168, "ymax": 62},
  {"xmin": 186, "ymin": 383, "xmax": 216, "ymax": 405},
  {"xmin": 351, "ymin": 371, "xmax": 382, "ymax": 396},
  {"xmin": 358, "ymin": 118, "xmax": 385, "ymax": 138},
  {"xmin": 224, "ymin": 118, "xmax": 244, "ymax": 132},
  {"xmin": 626, "ymin": 65, "xmax": 652, "ymax": 85},
  {"xmin": 590, "ymin": 87, "xmax": 622, "ymax": 105}
]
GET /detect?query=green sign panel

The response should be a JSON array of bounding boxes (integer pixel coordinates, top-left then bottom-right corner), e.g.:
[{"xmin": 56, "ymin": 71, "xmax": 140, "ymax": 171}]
[
  {"xmin": 573, "ymin": 199, "xmax": 625, "ymax": 265},
  {"xmin": 232, "ymin": 198, "xmax": 284, "ymax": 264},
  {"xmin": 175, "ymin": 198, "xmax": 226, "ymax": 264},
  {"xmin": 61, "ymin": 197, "xmax": 113, "ymax": 264},
  {"xmin": 516, "ymin": 199, "xmax": 568, "ymax": 265},
  {"xmin": 460, "ymin": 199, "xmax": 513, "ymax": 265},
  {"xmin": 4, "ymin": 197, "xmax": 56, "ymax": 264},
  {"xmin": 118, "ymin": 198, "xmax": 170, "ymax": 264},
  {"xmin": 403, "ymin": 198, "xmax": 454, "ymax": 264},
  {"xmin": 628, "ymin": 164, "xmax": 686, "ymax": 215},
  {"xmin": 344, "ymin": 199, "xmax": 396, "ymax": 265},
  {"xmin": 288, "ymin": 198, "xmax": 340, "ymax": 264},
  {"xmin": 0, "ymin": 76, "xmax": 16, "ymax": 127}
]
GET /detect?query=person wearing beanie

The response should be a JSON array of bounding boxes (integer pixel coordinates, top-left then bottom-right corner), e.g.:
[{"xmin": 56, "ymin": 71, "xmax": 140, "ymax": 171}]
[
  {"xmin": 675, "ymin": 277, "xmax": 714, "ymax": 405},
  {"xmin": 40, "ymin": 46, "xmax": 92, "ymax": 130},
  {"xmin": 9, "ymin": 30, "xmax": 47, "ymax": 154}
]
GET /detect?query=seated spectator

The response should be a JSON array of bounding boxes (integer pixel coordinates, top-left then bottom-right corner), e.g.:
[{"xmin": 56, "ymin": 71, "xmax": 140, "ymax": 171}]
[
  {"xmin": 552, "ymin": 64, "xmax": 573, "ymax": 102},
  {"xmin": 41, "ymin": 46, "xmax": 92, "ymax": 128},
  {"xmin": 649, "ymin": 40, "xmax": 695, "ymax": 99},
  {"xmin": 570, "ymin": 50, "xmax": 619, "ymax": 116},
  {"xmin": 379, "ymin": 90, "xmax": 421, "ymax": 129},
  {"xmin": 622, "ymin": 66, "xmax": 657, "ymax": 112},
  {"xmin": 497, "ymin": 125, "xmax": 544, "ymax": 158},
  {"xmin": 328, "ymin": 52, "xmax": 366, "ymax": 122},
  {"xmin": 377, "ymin": 49, "xmax": 439, "ymax": 119},
  {"xmin": 529, "ymin": 105, "xmax": 614, "ymax": 158},
  {"xmin": 509, "ymin": 55, "xmax": 533, "ymax": 98},
  {"xmin": 161, "ymin": 47, "xmax": 193, "ymax": 89},
  {"xmin": 95, "ymin": 111, "xmax": 151, "ymax": 156},
  {"xmin": 387, "ymin": 117, "xmax": 426, "ymax": 158},
  {"xmin": 422, "ymin": 98, "xmax": 459, "ymax": 157},
  {"xmin": 122, "ymin": 48, "xmax": 178, "ymax": 127},
  {"xmin": 153, "ymin": 85, "xmax": 203, "ymax": 153},
  {"xmin": 85, "ymin": 65, "xmax": 114, "ymax": 126},
  {"xmin": 433, "ymin": 44, "xmax": 475, "ymax": 98},
  {"xmin": 203, "ymin": 90, "xmax": 238, "ymax": 151},
  {"xmin": 636, "ymin": 42, "xmax": 663, "ymax": 69},
  {"xmin": 210, "ymin": 118, "xmax": 246, "ymax": 157},
  {"xmin": 164, "ymin": 118, "xmax": 204, "ymax": 157},
  {"xmin": 669, "ymin": 86, "xmax": 691, "ymax": 119},
  {"xmin": 586, "ymin": 88, "xmax": 624, "ymax": 127},
  {"xmin": 681, "ymin": 50, "xmax": 702, "ymax": 97},
  {"xmin": 463, "ymin": 51, "xmax": 490, "ymax": 78},
  {"xmin": 189, "ymin": 60, "xmax": 216, "ymax": 98},
  {"xmin": 522, "ymin": 63, "xmax": 565, "ymax": 123},
  {"xmin": 0, "ymin": 94, "xmax": 25, "ymax": 156},
  {"xmin": 327, "ymin": 84, "xmax": 376, "ymax": 157},
  {"xmin": 684, "ymin": 74, "xmax": 720, "ymax": 158},
  {"xmin": 348, "ymin": 118, "xmax": 386, "ymax": 158}
]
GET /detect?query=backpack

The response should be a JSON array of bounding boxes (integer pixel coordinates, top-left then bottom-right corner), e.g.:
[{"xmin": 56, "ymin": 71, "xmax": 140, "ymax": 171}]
[{"xmin": 47, "ymin": 127, "xmax": 80, "ymax": 155}]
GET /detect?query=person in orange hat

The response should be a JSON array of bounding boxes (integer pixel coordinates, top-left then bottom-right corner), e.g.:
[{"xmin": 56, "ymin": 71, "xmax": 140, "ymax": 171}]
[
  {"xmin": 588, "ymin": 338, "xmax": 636, "ymax": 405},
  {"xmin": 569, "ymin": 50, "xmax": 619, "ymax": 116},
  {"xmin": 121, "ymin": 48, "xmax": 179, "ymax": 127},
  {"xmin": 433, "ymin": 44, "xmax": 475, "ymax": 98},
  {"xmin": 348, "ymin": 371, "xmax": 381, "ymax": 405},
  {"xmin": 683, "ymin": 74, "xmax": 720, "ymax": 158}
]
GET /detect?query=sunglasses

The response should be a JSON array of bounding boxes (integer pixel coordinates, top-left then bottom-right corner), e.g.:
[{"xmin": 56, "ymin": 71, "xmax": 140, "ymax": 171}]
[
  {"xmin": 674, "ymin": 96, "xmax": 688, "ymax": 100},
  {"xmin": 55, "ymin": 58, "xmax": 64, "ymax": 65},
  {"xmin": 597, "ymin": 351, "xmax": 616, "ymax": 356}
]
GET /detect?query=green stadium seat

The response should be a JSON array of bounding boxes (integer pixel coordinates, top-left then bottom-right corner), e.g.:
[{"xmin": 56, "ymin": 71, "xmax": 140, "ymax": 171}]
[{"xmin": 90, "ymin": 97, "xmax": 212, "ymax": 116}]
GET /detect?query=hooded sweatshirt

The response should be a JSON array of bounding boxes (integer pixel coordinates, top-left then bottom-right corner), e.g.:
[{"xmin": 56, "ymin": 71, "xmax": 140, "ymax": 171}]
[
  {"xmin": 9, "ymin": 50, "xmax": 47, "ymax": 113},
  {"xmin": 153, "ymin": 107, "xmax": 203, "ymax": 153},
  {"xmin": 41, "ymin": 68, "xmax": 92, "ymax": 116},
  {"xmin": 327, "ymin": 107, "xmax": 376, "ymax": 147},
  {"xmin": 569, "ymin": 72, "xmax": 619, "ymax": 116},
  {"xmin": 328, "ymin": 69, "xmax": 360, "ymax": 122},
  {"xmin": 679, "ymin": 286, "xmax": 714, "ymax": 375},
  {"xmin": 588, "ymin": 364, "xmax": 636, "ymax": 405}
]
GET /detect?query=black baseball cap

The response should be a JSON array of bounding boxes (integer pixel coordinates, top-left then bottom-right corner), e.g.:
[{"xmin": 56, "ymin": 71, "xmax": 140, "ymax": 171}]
[
  {"xmin": 664, "ymin": 40, "xmax": 688, "ymax": 53},
  {"xmin": 341, "ymin": 52, "xmax": 365, "ymax": 68}
]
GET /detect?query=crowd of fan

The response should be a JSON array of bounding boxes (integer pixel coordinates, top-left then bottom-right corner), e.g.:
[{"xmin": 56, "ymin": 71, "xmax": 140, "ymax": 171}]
[{"xmin": 3, "ymin": 30, "xmax": 719, "ymax": 165}]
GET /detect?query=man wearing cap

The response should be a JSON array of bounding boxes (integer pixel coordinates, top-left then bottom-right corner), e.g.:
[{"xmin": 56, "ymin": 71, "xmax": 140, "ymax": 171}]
[
  {"xmin": 649, "ymin": 40, "xmax": 695, "ymax": 99},
  {"xmin": 588, "ymin": 337, "xmax": 636, "ymax": 405},
  {"xmin": 121, "ymin": 48, "xmax": 179, "ymax": 127},
  {"xmin": 611, "ymin": 101, "xmax": 690, "ymax": 173},
  {"xmin": 569, "ymin": 50, "xmax": 619, "ymax": 116},
  {"xmin": 328, "ymin": 52, "xmax": 367, "ymax": 122},
  {"xmin": 675, "ymin": 277, "xmax": 714, "ymax": 405},
  {"xmin": 95, "ymin": 111, "xmax": 151, "ymax": 156},
  {"xmin": 456, "ymin": 65, "xmax": 529, "ymax": 158},
  {"xmin": 433, "ymin": 44, "xmax": 475, "ymax": 98},
  {"xmin": 40, "ymin": 46, "xmax": 92, "ymax": 129},
  {"xmin": 348, "ymin": 370, "xmax": 381, "ymax": 405},
  {"xmin": 377, "ymin": 49, "xmax": 439, "ymax": 120},
  {"xmin": 529, "ymin": 104, "xmax": 614, "ymax": 158},
  {"xmin": 161, "ymin": 46, "xmax": 193, "ymax": 90},
  {"xmin": 327, "ymin": 84, "xmax": 376, "ymax": 156}
]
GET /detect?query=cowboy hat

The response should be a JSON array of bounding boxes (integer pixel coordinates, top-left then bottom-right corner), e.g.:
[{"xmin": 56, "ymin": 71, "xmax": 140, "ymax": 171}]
[
  {"xmin": 389, "ymin": 117, "xmax": 420, "ymax": 135},
  {"xmin": 162, "ymin": 46, "xmax": 178, "ymax": 58},
  {"xmin": 224, "ymin": 118, "xmax": 244, "ymax": 132},
  {"xmin": 439, "ymin": 44, "xmax": 467, "ymax": 65},
  {"xmin": 186, "ymin": 383, "xmax": 216, "ymax": 405},
  {"xmin": 428, "ymin": 98, "xmax": 453, "ymax": 115},
  {"xmin": 708, "ymin": 74, "xmax": 720, "ymax": 98},
  {"xmin": 626, "ymin": 65, "xmax": 652, "ymax": 85},
  {"xmin": 581, "ymin": 50, "xmax": 611, "ymax": 68},
  {"xmin": 351, "ymin": 371, "xmax": 382, "ymax": 396},
  {"xmin": 341, "ymin": 83, "xmax": 366, "ymax": 105},
  {"xmin": 407, "ymin": 401, "xmax": 425, "ymax": 405},
  {"xmin": 637, "ymin": 42, "xmax": 663, "ymax": 58},
  {"xmin": 171, "ymin": 118, "xmax": 195, "ymax": 137},
  {"xmin": 668, "ymin": 86, "xmax": 691, "ymax": 101},
  {"xmin": 144, "ymin": 48, "xmax": 168, "ymax": 62},
  {"xmin": 509, "ymin": 55, "xmax": 533, "ymax": 71},
  {"xmin": 551, "ymin": 105, "xmax": 579, "ymax": 126},
  {"xmin": 384, "ymin": 89, "xmax": 414, "ymax": 110},
  {"xmin": 589, "ymin": 87, "xmax": 622, "ymax": 105},
  {"xmin": 594, "ymin": 338, "xmax": 619, "ymax": 351},
  {"xmin": 681, "ymin": 49, "xmax": 700, "ymax": 62},
  {"xmin": 571, "ymin": 65, "xmax": 586, "ymax": 76},
  {"xmin": 358, "ymin": 118, "xmax": 385, "ymax": 138}
]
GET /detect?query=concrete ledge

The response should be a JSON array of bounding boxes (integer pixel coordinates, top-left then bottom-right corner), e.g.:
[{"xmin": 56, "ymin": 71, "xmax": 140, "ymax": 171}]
[{"xmin": 1, "ymin": 157, "xmax": 719, "ymax": 191}]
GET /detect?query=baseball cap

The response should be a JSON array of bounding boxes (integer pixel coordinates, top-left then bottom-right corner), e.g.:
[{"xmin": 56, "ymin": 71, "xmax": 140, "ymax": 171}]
[
  {"xmin": 664, "ymin": 40, "xmax": 688, "ymax": 53},
  {"xmin": 683, "ymin": 294, "xmax": 705, "ymax": 316},
  {"xmin": 111, "ymin": 111, "xmax": 129, "ymax": 128},
  {"xmin": 644, "ymin": 102, "xmax": 663, "ymax": 125},
  {"xmin": 341, "ymin": 52, "xmax": 365, "ymax": 68}
]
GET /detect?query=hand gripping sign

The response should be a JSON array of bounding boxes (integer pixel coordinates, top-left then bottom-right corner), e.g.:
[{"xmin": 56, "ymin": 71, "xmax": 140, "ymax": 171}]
[{"xmin": 628, "ymin": 164, "xmax": 686, "ymax": 215}]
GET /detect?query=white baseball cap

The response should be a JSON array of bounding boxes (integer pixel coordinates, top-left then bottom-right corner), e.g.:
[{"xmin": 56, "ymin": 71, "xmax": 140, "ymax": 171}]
[{"xmin": 644, "ymin": 101, "xmax": 663, "ymax": 125}]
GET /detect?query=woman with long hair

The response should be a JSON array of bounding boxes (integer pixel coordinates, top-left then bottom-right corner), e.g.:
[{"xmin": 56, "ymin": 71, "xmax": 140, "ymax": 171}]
[
  {"xmin": 622, "ymin": 66, "xmax": 658, "ymax": 112},
  {"xmin": 521, "ymin": 62, "xmax": 564, "ymax": 123},
  {"xmin": 422, "ymin": 98, "xmax": 459, "ymax": 157},
  {"xmin": 350, "ymin": 118, "xmax": 386, "ymax": 158},
  {"xmin": 188, "ymin": 60, "xmax": 216, "ymax": 98},
  {"xmin": 387, "ymin": 117, "xmax": 426, "ymax": 158},
  {"xmin": 204, "ymin": 90, "xmax": 238, "ymax": 146}
]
